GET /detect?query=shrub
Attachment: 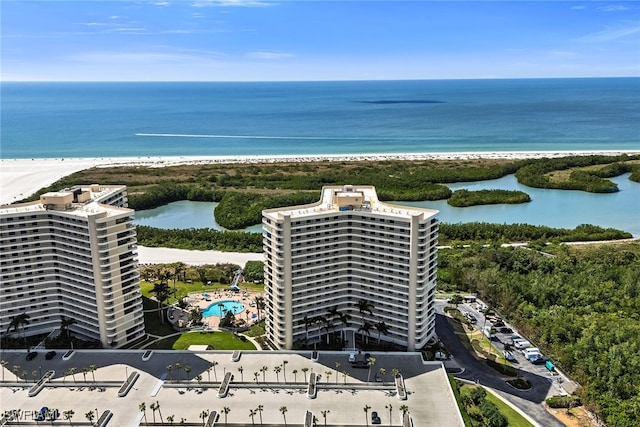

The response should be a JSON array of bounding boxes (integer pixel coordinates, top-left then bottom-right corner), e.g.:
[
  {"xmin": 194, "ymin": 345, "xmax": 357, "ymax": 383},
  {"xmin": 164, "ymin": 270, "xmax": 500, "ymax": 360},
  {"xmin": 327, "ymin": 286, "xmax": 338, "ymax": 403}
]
[{"xmin": 546, "ymin": 395, "xmax": 582, "ymax": 408}]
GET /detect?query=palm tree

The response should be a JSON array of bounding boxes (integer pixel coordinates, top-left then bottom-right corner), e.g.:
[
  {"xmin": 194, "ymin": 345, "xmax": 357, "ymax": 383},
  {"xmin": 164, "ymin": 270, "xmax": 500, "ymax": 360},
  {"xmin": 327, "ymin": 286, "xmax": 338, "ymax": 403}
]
[
  {"xmin": 174, "ymin": 363, "xmax": 182, "ymax": 382},
  {"xmin": 337, "ymin": 311, "xmax": 352, "ymax": 345},
  {"xmin": 292, "ymin": 369, "xmax": 298, "ymax": 383},
  {"xmin": 12, "ymin": 365, "xmax": 20, "ymax": 382},
  {"xmin": 69, "ymin": 367, "xmax": 77, "ymax": 383},
  {"xmin": 166, "ymin": 365, "xmax": 173, "ymax": 381},
  {"xmin": 391, "ymin": 368, "xmax": 400, "ymax": 379},
  {"xmin": 222, "ymin": 407, "xmax": 230, "ymax": 426},
  {"xmin": 367, "ymin": 357, "xmax": 376, "ymax": 383},
  {"xmin": 254, "ymin": 296, "xmax": 265, "ymax": 320},
  {"xmin": 261, "ymin": 366, "xmax": 268, "ymax": 383},
  {"xmin": 167, "ymin": 415, "xmax": 175, "ymax": 426},
  {"xmin": 256, "ymin": 405, "xmax": 264, "ymax": 426},
  {"xmin": 85, "ymin": 411, "xmax": 95, "ymax": 426},
  {"xmin": 200, "ymin": 410, "xmax": 209, "ymax": 427},
  {"xmin": 342, "ymin": 370, "xmax": 348, "ymax": 385},
  {"xmin": 279, "ymin": 406, "xmax": 288, "ymax": 426},
  {"xmin": 156, "ymin": 402, "xmax": 164, "ymax": 425},
  {"xmin": 184, "ymin": 365, "xmax": 191, "ymax": 381},
  {"xmin": 152, "ymin": 281, "xmax": 172, "ymax": 324},
  {"xmin": 60, "ymin": 316, "xmax": 77, "ymax": 339},
  {"xmin": 385, "ymin": 404, "xmax": 393, "ymax": 427},
  {"xmin": 399, "ymin": 405, "xmax": 409, "ymax": 416},
  {"xmin": 248, "ymin": 409, "xmax": 257, "ymax": 426},
  {"xmin": 238, "ymin": 366, "xmax": 244, "ymax": 382},
  {"xmin": 301, "ymin": 367, "xmax": 309, "ymax": 382},
  {"xmin": 335, "ymin": 362, "xmax": 341, "ymax": 384},
  {"xmin": 324, "ymin": 370, "xmax": 332, "ymax": 383},
  {"xmin": 170, "ymin": 261, "xmax": 187, "ymax": 290},
  {"xmin": 139, "ymin": 403, "xmax": 147, "ymax": 424},
  {"xmin": 374, "ymin": 321, "xmax": 390, "ymax": 345},
  {"xmin": 274, "ymin": 365, "xmax": 281, "ymax": 383},
  {"xmin": 301, "ymin": 315, "xmax": 314, "ymax": 341},
  {"xmin": 253, "ymin": 371, "xmax": 259, "ymax": 384},
  {"xmin": 321, "ymin": 410, "xmax": 330, "ymax": 427},
  {"xmin": 379, "ymin": 368, "xmax": 386, "ymax": 382},
  {"xmin": 357, "ymin": 300, "xmax": 374, "ymax": 322},
  {"xmin": 282, "ymin": 360, "xmax": 289, "ymax": 383},
  {"xmin": 195, "ymin": 374, "xmax": 202, "ymax": 389},
  {"xmin": 6, "ymin": 313, "xmax": 30, "ymax": 347},
  {"xmin": 89, "ymin": 364, "xmax": 97, "ymax": 383},
  {"xmin": 358, "ymin": 321, "xmax": 374, "ymax": 346},
  {"xmin": 63, "ymin": 409, "xmax": 74, "ymax": 425},
  {"xmin": 149, "ymin": 402, "xmax": 158, "ymax": 424},
  {"xmin": 364, "ymin": 405, "xmax": 372, "ymax": 427}
]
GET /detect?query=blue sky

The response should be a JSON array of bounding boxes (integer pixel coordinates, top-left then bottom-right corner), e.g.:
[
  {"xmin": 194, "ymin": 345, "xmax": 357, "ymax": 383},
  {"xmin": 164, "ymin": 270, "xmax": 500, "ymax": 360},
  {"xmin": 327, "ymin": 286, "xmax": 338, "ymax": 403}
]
[{"xmin": 2, "ymin": 1, "xmax": 639, "ymax": 81}]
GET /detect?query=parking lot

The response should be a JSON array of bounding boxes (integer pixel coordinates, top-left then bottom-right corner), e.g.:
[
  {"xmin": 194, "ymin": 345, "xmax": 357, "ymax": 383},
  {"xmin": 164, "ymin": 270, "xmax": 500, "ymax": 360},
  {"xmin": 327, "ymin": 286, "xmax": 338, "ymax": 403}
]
[{"xmin": 447, "ymin": 298, "xmax": 576, "ymax": 396}]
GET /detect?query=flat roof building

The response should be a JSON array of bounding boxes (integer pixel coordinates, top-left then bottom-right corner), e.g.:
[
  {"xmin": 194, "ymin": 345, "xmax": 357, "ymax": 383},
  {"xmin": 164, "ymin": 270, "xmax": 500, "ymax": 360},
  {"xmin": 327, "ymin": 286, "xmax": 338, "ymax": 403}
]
[
  {"xmin": 0, "ymin": 185, "xmax": 145, "ymax": 348},
  {"xmin": 263, "ymin": 185, "xmax": 439, "ymax": 351}
]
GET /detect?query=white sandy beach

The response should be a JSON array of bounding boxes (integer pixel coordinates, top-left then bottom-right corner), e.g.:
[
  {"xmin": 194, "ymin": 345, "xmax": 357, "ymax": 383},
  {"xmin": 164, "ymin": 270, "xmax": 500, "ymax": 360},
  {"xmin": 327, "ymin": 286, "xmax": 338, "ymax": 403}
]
[
  {"xmin": 2, "ymin": 150, "xmax": 639, "ymax": 206},
  {"xmin": 137, "ymin": 245, "xmax": 262, "ymax": 267}
]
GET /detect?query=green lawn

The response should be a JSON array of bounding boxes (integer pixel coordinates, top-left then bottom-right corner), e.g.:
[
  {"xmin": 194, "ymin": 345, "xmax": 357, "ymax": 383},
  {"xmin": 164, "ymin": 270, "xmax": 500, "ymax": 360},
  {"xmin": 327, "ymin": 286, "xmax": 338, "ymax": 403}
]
[
  {"xmin": 147, "ymin": 331, "xmax": 256, "ymax": 350},
  {"xmin": 140, "ymin": 280, "xmax": 264, "ymax": 304},
  {"xmin": 460, "ymin": 384, "xmax": 534, "ymax": 427},
  {"xmin": 485, "ymin": 390, "xmax": 534, "ymax": 427}
]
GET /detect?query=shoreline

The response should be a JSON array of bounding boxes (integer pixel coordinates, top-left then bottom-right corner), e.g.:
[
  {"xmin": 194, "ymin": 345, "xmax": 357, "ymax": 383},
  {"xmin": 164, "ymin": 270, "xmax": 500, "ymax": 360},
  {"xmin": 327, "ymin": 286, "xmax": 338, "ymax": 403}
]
[{"xmin": 1, "ymin": 150, "xmax": 639, "ymax": 205}]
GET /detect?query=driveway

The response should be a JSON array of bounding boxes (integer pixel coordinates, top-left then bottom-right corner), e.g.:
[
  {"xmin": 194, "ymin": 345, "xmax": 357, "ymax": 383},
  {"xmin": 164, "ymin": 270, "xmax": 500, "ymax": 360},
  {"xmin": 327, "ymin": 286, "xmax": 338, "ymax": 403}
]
[{"xmin": 435, "ymin": 312, "xmax": 564, "ymax": 427}]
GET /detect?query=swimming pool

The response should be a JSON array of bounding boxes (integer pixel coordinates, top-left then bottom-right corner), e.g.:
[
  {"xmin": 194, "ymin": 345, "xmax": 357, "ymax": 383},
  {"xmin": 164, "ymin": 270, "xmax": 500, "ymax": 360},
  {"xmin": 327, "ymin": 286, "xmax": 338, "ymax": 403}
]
[{"xmin": 202, "ymin": 300, "xmax": 245, "ymax": 318}]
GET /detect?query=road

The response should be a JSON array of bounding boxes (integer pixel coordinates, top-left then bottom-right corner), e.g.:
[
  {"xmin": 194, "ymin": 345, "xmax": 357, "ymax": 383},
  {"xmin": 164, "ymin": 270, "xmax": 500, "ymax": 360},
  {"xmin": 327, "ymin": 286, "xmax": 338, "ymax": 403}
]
[{"xmin": 435, "ymin": 309, "xmax": 565, "ymax": 427}]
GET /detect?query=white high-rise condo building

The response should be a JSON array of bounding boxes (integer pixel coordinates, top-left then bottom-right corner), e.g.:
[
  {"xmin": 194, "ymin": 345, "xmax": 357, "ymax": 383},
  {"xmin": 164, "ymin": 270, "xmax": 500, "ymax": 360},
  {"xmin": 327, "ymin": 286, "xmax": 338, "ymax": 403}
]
[
  {"xmin": 263, "ymin": 185, "xmax": 439, "ymax": 351},
  {"xmin": 0, "ymin": 185, "xmax": 145, "ymax": 348}
]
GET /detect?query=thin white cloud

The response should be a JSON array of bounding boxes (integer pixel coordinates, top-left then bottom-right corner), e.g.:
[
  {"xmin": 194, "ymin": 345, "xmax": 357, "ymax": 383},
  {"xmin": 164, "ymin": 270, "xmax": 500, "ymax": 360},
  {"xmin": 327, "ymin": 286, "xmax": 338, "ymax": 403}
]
[
  {"xmin": 571, "ymin": 5, "xmax": 587, "ymax": 11},
  {"xmin": 151, "ymin": 1, "xmax": 170, "ymax": 6},
  {"xmin": 576, "ymin": 24, "xmax": 640, "ymax": 42},
  {"xmin": 191, "ymin": 0, "xmax": 274, "ymax": 7},
  {"xmin": 597, "ymin": 5, "xmax": 631, "ymax": 12},
  {"xmin": 247, "ymin": 51, "xmax": 293, "ymax": 60}
]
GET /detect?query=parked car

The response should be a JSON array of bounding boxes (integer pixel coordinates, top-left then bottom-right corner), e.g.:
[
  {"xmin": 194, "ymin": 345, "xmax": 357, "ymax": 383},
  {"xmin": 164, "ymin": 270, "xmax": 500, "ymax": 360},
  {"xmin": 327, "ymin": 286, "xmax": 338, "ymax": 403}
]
[
  {"xmin": 26, "ymin": 351, "xmax": 38, "ymax": 361},
  {"xmin": 45, "ymin": 350, "xmax": 57, "ymax": 360},
  {"xmin": 514, "ymin": 340, "xmax": 532, "ymax": 349},
  {"xmin": 371, "ymin": 411, "xmax": 382, "ymax": 424},
  {"xmin": 364, "ymin": 353, "xmax": 371, "ymax": 362},
  {"xmin": 35, "ymin": 407, "xmax": 48, "ymax": 422},
  {"xmin": 502, "ymin": 350, "xmax": 516, "ymax": 361},
  {"xmin": 352, "ymin": 361, "xmax": 368, "ymax": 369},
  {"xmin": 348, "ymin": 352, "xmax": 357, "ymax": 363},
  {"xmin": 464, "ymin": 312, "xmax": 477, "ymax": 323},
  {"xmin": 499, "ymin": 327, "xmax": 513, "ymax": 334}
]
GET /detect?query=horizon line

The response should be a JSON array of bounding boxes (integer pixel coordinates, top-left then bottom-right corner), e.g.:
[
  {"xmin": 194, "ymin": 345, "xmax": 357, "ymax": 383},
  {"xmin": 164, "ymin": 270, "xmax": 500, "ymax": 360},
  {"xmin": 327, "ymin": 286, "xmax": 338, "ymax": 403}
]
[{"xmin": 2, "ymin": 76, "xmax": 639, "ymax": 84}]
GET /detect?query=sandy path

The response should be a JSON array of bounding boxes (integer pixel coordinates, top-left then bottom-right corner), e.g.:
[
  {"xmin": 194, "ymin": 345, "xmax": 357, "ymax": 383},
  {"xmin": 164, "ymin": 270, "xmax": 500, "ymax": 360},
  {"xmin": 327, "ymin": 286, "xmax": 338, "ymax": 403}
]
[{"xmin": 137, "ymin": 246, "xmax": 262, "ymax": 267}]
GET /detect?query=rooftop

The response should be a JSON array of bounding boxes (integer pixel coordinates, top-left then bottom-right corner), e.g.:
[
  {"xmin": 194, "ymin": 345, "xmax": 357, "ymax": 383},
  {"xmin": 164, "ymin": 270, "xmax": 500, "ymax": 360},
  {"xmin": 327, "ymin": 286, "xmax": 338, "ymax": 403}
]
[
  {"xmin": 0, "ymin": 349, "xmax": 463, "ymax": 426},
  {"xmin": 264, "ymin": 185, "xmax": 438, "ymax": 221}
]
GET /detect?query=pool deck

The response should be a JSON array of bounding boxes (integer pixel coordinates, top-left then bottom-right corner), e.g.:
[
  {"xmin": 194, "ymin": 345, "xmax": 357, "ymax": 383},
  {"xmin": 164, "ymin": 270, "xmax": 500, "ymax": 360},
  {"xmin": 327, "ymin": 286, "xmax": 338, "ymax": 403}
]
[{"xmin": 168, "ymin": 288, "xmax": 263, "ymax": 330}]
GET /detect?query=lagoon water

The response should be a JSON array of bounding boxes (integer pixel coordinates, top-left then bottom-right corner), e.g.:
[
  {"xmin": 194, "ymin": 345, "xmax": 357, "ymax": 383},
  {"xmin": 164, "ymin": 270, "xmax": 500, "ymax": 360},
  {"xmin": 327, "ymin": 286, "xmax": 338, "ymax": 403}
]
[{"xmin": 134, "ymin": 174, "xmax": 640, "ymax": 237}]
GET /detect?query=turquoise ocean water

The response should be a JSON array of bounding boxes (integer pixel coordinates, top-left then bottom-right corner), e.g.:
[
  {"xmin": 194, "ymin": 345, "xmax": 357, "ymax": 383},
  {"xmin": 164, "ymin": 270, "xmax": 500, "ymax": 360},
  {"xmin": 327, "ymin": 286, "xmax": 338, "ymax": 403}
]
[{"xmin": 2, "ymin": 78, "xmax": 639, "ymax": 158}]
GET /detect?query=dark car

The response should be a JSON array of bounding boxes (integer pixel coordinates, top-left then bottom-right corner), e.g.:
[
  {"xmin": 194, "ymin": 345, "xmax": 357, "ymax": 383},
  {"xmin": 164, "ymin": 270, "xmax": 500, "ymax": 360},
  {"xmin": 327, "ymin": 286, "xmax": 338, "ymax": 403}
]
[
  {"xmin": 353, "ymin": 361, "xmax": 368, "ymax": 369},
  {"xmin": 26, "ymin": 351, "xmax": 38, "ymax": 361},
  {"xmin": 364, "ymin": 353, "xmax": 371, "ymax": 362},
  {"xmin": 371, "ymin": 411, "xmax": 381, "ymax": 424},
  {"xmin": 35, "ymin": 407, "xmax": 48, "ymax": 422},
  {"xmin": 45, "ymin": 350, "xmax": 57, "ymax": 360},
  {"xmin": 499, "ymin": 327, "xmax": 513, "ymax": 334}
]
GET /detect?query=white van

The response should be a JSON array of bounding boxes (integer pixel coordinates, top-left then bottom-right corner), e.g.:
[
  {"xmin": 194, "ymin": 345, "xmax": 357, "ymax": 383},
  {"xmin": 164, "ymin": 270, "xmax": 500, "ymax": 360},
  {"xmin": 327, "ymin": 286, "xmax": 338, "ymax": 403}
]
[
  {"xmin": 522, "ymin": 347, "xmax": 540, "ymax": 356},
  {"xmin": 514, "ymin": 340, "xmax": 531, "ymax": 349}
]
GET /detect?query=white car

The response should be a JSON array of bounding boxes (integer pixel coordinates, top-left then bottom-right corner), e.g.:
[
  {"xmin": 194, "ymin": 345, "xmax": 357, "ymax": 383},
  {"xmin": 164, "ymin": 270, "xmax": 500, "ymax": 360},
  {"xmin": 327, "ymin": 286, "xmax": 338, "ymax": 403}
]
[{"xmin": 348, "ymin": 352, "xmax": 357, "ymax": 363}]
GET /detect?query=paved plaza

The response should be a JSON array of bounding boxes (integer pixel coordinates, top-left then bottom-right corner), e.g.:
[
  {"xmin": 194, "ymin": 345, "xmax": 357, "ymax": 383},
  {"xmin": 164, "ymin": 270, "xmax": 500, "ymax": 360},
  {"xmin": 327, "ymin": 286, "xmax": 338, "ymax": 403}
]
[{"xmin": 0, "ymin": 350, "xmax": 463, "ymax": 426}]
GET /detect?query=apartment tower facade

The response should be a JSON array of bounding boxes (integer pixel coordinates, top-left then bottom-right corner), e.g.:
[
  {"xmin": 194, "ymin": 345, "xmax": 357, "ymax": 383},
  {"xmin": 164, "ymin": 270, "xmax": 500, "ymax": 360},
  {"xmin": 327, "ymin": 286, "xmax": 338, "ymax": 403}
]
[
  {"xmin": 0, "ymin": 185, "xmax": 145, "ymax": 348},
  {"xmin": 263, "ymin": 185, "xmax": 439, "ymax": 351}
]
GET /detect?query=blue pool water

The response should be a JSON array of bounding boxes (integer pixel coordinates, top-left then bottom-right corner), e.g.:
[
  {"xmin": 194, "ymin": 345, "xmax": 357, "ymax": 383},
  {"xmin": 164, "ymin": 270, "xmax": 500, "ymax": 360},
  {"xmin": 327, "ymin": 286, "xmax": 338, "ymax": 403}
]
[{"xmin": 202, "ymin": 300, "xmax": 245, "ymax": 318}]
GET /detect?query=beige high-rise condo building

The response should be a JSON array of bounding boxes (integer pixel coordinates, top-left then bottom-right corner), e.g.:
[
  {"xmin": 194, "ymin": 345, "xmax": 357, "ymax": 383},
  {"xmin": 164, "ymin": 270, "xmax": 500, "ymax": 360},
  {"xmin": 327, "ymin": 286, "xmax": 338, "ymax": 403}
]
[
  {"xmin": 0, "ymin": 185, "xmax": 145, "ymax": 348},
  {"xmin": 263, "ymin": 185, "xmax": 439, "ymax": 351}
]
